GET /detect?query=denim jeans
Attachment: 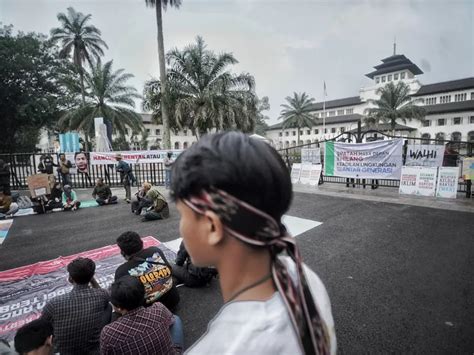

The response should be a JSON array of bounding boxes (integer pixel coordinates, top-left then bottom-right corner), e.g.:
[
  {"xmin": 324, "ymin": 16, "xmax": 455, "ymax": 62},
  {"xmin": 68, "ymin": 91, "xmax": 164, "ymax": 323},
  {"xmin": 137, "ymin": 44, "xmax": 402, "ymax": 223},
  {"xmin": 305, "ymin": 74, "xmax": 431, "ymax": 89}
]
[
  {"xmin": 165, "ymin": 169, "xmax": 172, "ymax": 189},
  {"xmin": 170, "ymin": 315, "xmax": 184, "ymax": 349}
]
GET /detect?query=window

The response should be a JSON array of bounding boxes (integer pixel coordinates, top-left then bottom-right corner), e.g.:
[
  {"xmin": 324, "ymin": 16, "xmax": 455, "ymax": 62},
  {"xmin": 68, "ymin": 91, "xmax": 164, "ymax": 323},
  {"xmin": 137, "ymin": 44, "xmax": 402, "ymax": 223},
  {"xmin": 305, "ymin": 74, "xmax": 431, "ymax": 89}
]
[
  {"xmin": 174, "ymin": 142, "xmax": 180, "ymax": 149},
  {"xmin": 421, "ymin": 133, "xmax": 431, "ymax": 144},
  {"xmin": 400, "ymin": 72, "xmax": 406, "ymax": 79},
  {"xmin": 471, "ymin": 92, "xmax": 474, "ymax": 100},
  {"xmin": 299, "ymin": 130, "xmax": 303, "ymax": 136},
  {"xmin": 422, "ymin": 120, "xmax": 431, "ymax": 127},
  {"xmin": 426, "ymin": 97, "xmax": 437, "ymax": 105},
  {"xmin": 388, "ymin": 74, "xmax": 392, "ymax": 81},
  {"xmin": 285, "ymin": 131, "xmax": 289, "ymax": 136},
  {"xmin": 324, "ymin": 128, "xmax": 328, "ymax": 133},
  {"xmin": 453, "ymin": 117, "xmax": 462, "ymax": 125},
  {"xmin": 285, "ymin": 141, "xmax": 290, "ymax": 147},
  {"xmin": 279, "ymin": 132, "xmax": 282, "ymax": 137},
  {"xmin": 394, "ymin": 73, "xmax": 399, "ymax": 80},
  {"xmin": 440, "ymin": 95, "xmax": 451, "ymax": 104},
  {"xmin": 340, "ymin": 127, "xmax": 345, "ymax": 133},
  {"xmin": 337, "ymin": 109, "xmax": 344, "ymax": 115},
  {"xmin": 437, "ymin": 119, "xmax": 446, "ymax": 126},
  {"xmin": 375, "ymin": 77, "xmax": 380, "ymax": 84},
  {"xmin": 155, "ymin": 129, "xmax": 160, "ymax": 135},
  {"xmin": 470, "ymin": 116, "xmax": 474, "ymax": 124},
  {"xmin": 454, "ymin": 93, "xmax": 467, "ymax": 102},
  {"xmin": 382, "ymin": 76, "xmax": 386, "ymax": 83},
  {"xmin": 315, "ymin": 113, "xmax": 320, "ymax": 118},
  {"xmin": 291, "ymin": 141, "xmax": 296, "ymax": 147},
  {"xmin": 329, "ymin": 111, "xmax": 335, "ymax": 117},
  {"xmin": 346, "ymin": 108, "xmax": 354, "ymax": 114},
  {"xmin": 435, "ymin": 132, "xmax": 445, "ymax": 145},
  {"xmin": 146, "ymin": 128, "xmax": 150, "ymax": 133},
  {"xmin": 451, "ymin": 132, "xmax": 462, "ymax": 142},
  {"xmin": 184, "ymin": 129, "xmax": 188, "ymax": 135},
  {"xmin": 468, "ymin": 131, "xmax": 474, "ymax": 142},
  {"xmin": 314, "ymin": 129, "xmax": 319, "ymax": 134},
  {"xmin": 183, "ymin": 142, "xmax": 188, "ymax": 149},
  {"xmin": 331, "ymin": 128, "xmax": 336, "ymax": 133},
  {"xmin": 306, "ymin": 130, "xmax": 311, "ymax": 135},
  {"xmin": 292, "ymin": 131, "xmax": 296, "ymax": 136},
  {"xmin": 306, "ymin": 140, "xmax": 311, "ymax": 144}
]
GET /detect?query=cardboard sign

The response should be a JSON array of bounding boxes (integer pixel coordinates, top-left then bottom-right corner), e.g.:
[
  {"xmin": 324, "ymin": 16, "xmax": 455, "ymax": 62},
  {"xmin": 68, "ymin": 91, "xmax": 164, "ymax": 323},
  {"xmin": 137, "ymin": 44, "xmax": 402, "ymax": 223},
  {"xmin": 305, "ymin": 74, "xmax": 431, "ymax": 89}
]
[
  {"xmin": 436, "ymin": 167, "xmax": 459, "ymax": 199},
  {"xmin": 27, "ymin": 174, "xmax": 51, "ymax": 198}
]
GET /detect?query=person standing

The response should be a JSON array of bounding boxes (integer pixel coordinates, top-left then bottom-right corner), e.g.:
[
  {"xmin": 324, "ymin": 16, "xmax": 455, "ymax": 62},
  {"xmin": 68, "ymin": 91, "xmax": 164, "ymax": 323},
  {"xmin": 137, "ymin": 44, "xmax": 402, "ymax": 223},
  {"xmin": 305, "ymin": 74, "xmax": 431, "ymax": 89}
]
[
  {"xmin": 100, "ymin": 276, "xmax": 183, "ymax": 355},
  {"xmin": 115, "ymin": 154, "xmax": 132, "ymax": 203},
  {"xmin": 38, "ymin": 154, "xmax": 57, "ymax": 175},
  {"xmin": 58, "ymin": 154, "xmax": 72, "ymax": 186},
  {"xmin": 92, "ymin": 178, "xmax": 118, "ymax": 206},
  {"xmin": 164, "ymin": 152, "xmax": 174, "ymax": 189},
  {"xmin": 0, "ymin": 159, "xmax": 11, "ymax": 196},
  {"xmin": 41, "ymin": 258, "xmax": 110, "ymax": 355},
  {"xmin": 62, "ymin": 185, "xmax": 81, "ymax": 211}
]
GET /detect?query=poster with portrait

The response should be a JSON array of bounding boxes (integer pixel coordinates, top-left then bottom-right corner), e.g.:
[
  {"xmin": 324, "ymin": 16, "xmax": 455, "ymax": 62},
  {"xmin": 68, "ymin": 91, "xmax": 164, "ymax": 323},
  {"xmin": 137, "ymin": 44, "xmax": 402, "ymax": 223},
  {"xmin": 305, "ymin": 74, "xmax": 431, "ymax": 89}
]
[{"xmin": 73, "ymin": 152, "xmax": 90, "ymax": 174}]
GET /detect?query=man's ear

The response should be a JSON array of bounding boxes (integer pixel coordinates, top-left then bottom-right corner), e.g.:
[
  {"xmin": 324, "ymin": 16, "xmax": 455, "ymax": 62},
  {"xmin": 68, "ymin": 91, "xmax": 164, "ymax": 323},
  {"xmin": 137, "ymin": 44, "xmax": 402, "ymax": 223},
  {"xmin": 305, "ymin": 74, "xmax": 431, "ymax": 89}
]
[
  {"xmin": 203, "ymin": 210, "xmax": 224, "ymax": 246},
  {"xmin": 45, "ymin": 335, "xmax": 53, "ymax": 347}
]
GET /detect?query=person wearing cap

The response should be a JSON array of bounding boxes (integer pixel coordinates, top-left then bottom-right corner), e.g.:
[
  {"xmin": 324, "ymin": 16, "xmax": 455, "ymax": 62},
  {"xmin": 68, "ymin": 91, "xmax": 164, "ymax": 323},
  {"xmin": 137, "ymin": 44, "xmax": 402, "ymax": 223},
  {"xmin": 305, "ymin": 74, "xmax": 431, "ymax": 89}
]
[
  {"xmin": 62, "ymin": 185, "xmax": 81, "ymax": 211},
  {"xmin": 115, "ymin": 153, "xmax": 132, "ymax": 203}
]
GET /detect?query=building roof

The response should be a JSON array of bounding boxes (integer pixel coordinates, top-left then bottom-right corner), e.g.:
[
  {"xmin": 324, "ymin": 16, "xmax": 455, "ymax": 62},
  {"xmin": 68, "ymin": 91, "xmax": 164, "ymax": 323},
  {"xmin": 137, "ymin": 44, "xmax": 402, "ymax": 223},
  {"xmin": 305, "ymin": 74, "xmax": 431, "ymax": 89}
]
[
  {"xmin": 347, "ymin": 123, "xmax": 416, "ymax": 133},
  {"xmin": 141, "ymin": 113, "xmax": 153, "ymax": 123},
  {"xmin": 412, "ymin": 77, "xmax": 474, "ymax": 97},
  {"xmin": 423, "ymin": 100, "xmax": 474, "ymax": 115},
  {"xmin": 307, "ymin": 96, "xmax": 362, "ymax": 111},
  {"xmin": 366, "ymin": 54, "xmax": 423, "ymax": 79},
  {"xmin": 267, "ymin": 113, "xmax": 363, "ymax": 131}
]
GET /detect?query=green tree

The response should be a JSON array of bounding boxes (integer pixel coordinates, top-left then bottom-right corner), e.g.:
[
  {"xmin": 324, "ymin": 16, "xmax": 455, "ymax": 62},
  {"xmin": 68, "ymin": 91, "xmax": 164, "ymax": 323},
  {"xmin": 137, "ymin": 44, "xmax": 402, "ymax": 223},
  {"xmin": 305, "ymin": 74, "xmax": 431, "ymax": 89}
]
[
  {"xmin": 59, "ymin": 60, "xmax": 143, "ymax": 140},
  {"xmin": 254, "ymin": 96, "xmax": 271, "ymax": 135},
  {"xmin": 364, "ymin": 81, "xmax": 425, "ymax": 134},
  {"xmin": 279, "ymin": 92, "xmax": 317, "ymax": 145},
  {"xmin": 144, "ymin": 0, "xmax": 182, "ymax": 149},
  {"xmin": 0, "ymin": 25, "xmax": 71, "ymax": 152}
]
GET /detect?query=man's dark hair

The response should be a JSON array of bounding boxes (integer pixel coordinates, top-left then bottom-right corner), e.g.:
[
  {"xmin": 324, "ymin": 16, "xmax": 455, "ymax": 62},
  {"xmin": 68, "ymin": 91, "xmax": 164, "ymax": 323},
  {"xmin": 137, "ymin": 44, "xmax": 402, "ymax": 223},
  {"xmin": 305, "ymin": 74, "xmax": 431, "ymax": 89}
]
[
  {"xmin": 14, "ymin": 318, "xmax": 53, "ymax": 354},
  {"xmin": 96, "ymin": 177, "xmax": 104, "ymax": 183},
  {"xmin": 110, "ymin": 276, "xmax": 145, "ymax": 311},
  {"xmin": 66, "ymin": 257, "xmax": 95, "ymax": 284},
  {"xmin": 170, "ymin": 132, "xmax": 292, "ymax": 221},
  {"xmin": 117, "ymin": 231, "xmax": 143, "ymax": 257}
]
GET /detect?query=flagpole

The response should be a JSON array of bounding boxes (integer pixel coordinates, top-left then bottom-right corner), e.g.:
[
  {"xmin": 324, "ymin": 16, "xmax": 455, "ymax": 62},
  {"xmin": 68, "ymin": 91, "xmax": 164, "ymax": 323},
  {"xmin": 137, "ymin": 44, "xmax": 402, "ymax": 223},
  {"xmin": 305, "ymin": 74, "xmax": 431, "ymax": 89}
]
[{"xmin": 323, "ymin": 81, "xmax": 326, "ymax": 140}]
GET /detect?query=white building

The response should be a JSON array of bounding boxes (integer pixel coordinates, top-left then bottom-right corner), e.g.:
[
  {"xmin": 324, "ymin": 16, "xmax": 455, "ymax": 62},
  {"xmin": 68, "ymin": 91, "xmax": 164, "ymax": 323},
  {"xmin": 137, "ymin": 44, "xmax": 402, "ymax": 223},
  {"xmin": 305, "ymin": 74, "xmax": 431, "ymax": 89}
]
[{"xmin": 266, "ymin": 53, "xmax": 474, "ymax": 148}]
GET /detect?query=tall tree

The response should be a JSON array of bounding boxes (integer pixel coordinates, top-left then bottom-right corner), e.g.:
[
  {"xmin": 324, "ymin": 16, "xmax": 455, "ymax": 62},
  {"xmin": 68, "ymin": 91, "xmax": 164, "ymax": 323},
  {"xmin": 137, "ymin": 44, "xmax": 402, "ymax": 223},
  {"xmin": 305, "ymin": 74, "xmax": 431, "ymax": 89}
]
[
  {"xmin": 364, "ymin": 81, "xmax": 425, "ymax": 134},
  {"xmin": 59, "ymin": 60, "xmax": 143, "ymax": 139},
  {"xmin": 50, "ymin": 7, "xmax": 108, "ymax": 149},
  {"xmin": 145, "ymin": 0, "xmax": 182, "ymax": 149},
  {"xmin": 279, "ymin": 92, "xmax": 317, "ymax": 145},
  {"xmin": 254, "ymin": 96, "xmax": 271, "ymax": 135}
]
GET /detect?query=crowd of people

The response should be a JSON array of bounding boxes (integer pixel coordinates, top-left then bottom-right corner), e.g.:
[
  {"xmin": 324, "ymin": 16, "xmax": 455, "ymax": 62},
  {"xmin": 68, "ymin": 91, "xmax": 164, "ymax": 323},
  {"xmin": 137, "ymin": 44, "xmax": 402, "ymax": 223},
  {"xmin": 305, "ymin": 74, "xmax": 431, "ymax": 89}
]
[{"xmin": 5, "ymin": 132, "xmax": 337, "ymax": 354}]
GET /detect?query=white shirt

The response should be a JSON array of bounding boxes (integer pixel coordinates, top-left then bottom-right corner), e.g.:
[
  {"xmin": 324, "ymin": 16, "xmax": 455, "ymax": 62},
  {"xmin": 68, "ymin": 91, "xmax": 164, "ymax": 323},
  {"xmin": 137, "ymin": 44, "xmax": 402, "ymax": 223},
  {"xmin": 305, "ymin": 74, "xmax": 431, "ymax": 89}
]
[{"xmin": 186, "ymin": 258, "xmax": 337, "ymax": 355}]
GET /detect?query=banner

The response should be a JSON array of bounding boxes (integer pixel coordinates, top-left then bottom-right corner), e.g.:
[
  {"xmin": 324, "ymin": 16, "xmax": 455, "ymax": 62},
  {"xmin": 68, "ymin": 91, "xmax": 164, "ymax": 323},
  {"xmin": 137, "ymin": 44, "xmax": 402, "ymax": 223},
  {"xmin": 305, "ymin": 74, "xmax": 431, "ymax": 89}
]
[
  {"xmin": 59, "ymin": 132, "xmax": 80, "ymax": 153},
  {"xmin": 399, "ymin": 166, "xmax": 438, "ymax": 196},
  {"xmin": 299, "ymin": 163, "xmax": 312, "ymax": 184},
  {"xmin": 90, "ymin": 150, "xmax": 183, "ymax": 165},
  {"xmin": 308, "ymin": 164, "xmax": 322, "ymax": 186},
  {"xmin": 405, "ymin": 145, "xmax": 444, "ymax": 167},
  {"xmin": 436, "ymin": 167, "xmax": 459, "ymax": 199},
  {"xmin": 461, "ymin": 157, "xmax": 474, "ymax": 180},
  {"xmin": 290, "ymin": 163, "xmax": 301, "ymax": 184},
  {"xmin": 301, "ymin": 148, "xmax": 321, "ymax": 164},
  {"xmin": 0, "ymin": 237, "xmax": 175, "ymax": 342},
  {"xmin": 324, "ymin": 139, "xmax": 404, "ymax": 179}
]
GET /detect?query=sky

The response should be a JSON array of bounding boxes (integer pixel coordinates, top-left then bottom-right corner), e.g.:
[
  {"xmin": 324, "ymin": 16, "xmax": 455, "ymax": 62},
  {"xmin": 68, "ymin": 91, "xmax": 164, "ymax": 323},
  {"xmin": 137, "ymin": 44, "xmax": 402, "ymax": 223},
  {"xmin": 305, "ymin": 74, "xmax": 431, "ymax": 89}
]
[{"xmin": 1, "ymin": 0, "xmax": 473, "ymax": 124}]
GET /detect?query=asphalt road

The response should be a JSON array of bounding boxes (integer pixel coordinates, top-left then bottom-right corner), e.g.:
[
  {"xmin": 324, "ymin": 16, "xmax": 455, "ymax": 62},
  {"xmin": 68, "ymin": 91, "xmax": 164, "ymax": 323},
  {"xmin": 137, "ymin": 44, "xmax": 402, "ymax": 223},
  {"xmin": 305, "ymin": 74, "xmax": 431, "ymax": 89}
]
[{"xmin": 1, "ymin": 192, "xmax": 473, "ymax": 353}]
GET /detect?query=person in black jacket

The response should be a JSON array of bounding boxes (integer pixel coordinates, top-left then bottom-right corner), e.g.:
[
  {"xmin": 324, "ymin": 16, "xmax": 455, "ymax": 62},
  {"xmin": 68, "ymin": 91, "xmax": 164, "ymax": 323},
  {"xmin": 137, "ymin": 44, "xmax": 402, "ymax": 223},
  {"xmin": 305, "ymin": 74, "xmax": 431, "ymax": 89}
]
[
  {"xmin": 0, "ymin": 159, "xmax": 11, "ymax": 195},
  {"xmin": 173, "ymin": 241, "xmax": 218, "ymax": 288},
  {"xmin": 38, "ymin": 154, "xmax": 57, "ymax": 175}
]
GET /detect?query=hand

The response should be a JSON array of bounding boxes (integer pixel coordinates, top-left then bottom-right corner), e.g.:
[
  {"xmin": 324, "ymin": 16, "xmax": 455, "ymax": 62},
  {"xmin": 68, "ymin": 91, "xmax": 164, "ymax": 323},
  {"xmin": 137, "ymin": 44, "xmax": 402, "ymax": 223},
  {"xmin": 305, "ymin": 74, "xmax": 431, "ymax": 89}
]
[{"xmin": 105, "ymin": 199, "xmax": 109, "ymax": 204}]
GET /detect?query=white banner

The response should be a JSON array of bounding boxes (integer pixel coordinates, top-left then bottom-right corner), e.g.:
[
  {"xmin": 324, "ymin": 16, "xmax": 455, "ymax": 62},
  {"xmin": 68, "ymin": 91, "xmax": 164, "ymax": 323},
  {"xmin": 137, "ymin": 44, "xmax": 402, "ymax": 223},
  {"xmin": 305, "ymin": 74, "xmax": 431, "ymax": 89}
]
[
  {"xmin": 324, "ymin": 139, "xmax": 404, "ymax": 179},
  {"xmin": 436, "ymin": 167, "xmax": 459, "ymax": 199},
  {"xmin": 90, "ymin": 150, "xmax": 183, "ymax": 165},
  {"xmin": 308, "ymin": 164, "xmax": 322, "ymax": 186},
  {"xmin": 301, "ymin": 148, "xmax": 321, "ymax": 164},
  {"xmin": 399, "ymin": 166, "xmax": 438, "ymax": 197},
  {"xmin": 405, "ymin": 145, "xmax": 444, "ymax": 167},
  {"xmin": 299, "ymin": 163, "xmax": 312, "ymax": 184},
  {"xmin": 290, "ymin": 163, "xmax": 301, "ymax": 184}
]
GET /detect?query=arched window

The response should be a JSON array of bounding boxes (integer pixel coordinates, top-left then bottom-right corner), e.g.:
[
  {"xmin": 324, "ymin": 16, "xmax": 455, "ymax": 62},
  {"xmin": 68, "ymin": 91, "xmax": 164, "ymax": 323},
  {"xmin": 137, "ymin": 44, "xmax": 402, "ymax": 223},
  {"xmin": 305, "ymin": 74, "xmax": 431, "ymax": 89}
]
[
  {"xmin": 435, "ymin": 132, "xmax": 445, "ymax": 145},
  {"xmin": 468, "ymin": 131, "xmax": 474, "ymax": 143},
  {"xmin": 291, "ymin": 140, "xmax": 296, "ymax": 147},
  {"xmin": 285, "ymin": 141, "xmax": 290, "ymax": 148},
  {"xmin": 451, "ymin": 132, "xmax": 462, "ymax": 143},
  {"xmin": 306, "ymin": 140, "xmax": 311, "ymax": 144},
  {"xmin": 421, "ymin": 133, "xmax": 431, "ymax": 145},
  {"xmin": 183, "ymin": 142, "xmax": 188, "ymax": 149},
  {"xmin": 174, "ymin": 142, "xmax": 180, "ymax": 149}
]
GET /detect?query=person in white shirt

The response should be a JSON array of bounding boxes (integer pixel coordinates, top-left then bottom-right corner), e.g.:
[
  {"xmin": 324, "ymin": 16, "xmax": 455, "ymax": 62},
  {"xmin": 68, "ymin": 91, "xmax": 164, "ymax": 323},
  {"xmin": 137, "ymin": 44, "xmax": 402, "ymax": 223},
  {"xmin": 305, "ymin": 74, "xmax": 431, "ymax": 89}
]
[{"xmin": 170, "ymin": 132, "xmax": 337, "ymax": 355}]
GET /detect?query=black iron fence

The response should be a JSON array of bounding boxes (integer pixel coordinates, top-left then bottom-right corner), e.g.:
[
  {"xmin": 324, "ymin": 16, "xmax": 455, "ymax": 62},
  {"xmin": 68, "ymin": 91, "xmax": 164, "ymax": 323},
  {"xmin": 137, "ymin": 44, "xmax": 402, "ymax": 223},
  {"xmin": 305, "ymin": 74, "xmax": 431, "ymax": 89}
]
[
  {"xmin": 0, "ymin": 152, "xmax": 166, "ymax": 190},
  {"xmin": 278, "ymin": 130, "xmax": 473, "ymax": 194}
]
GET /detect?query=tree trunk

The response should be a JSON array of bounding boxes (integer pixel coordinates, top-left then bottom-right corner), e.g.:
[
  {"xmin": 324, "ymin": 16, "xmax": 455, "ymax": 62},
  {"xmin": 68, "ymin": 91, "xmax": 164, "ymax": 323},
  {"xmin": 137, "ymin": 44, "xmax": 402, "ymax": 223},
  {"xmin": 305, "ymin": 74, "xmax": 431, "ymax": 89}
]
[
  {"xmin": 297, "ymin": 128, "xmax": 300, "ymax": 146},
  {"xmin": 155, "ymin": 1, "xmax": 171, "ymax": 149},
  {"xmin": 79, "ymin": 67, "xmax": 89, "ymax": 152}
]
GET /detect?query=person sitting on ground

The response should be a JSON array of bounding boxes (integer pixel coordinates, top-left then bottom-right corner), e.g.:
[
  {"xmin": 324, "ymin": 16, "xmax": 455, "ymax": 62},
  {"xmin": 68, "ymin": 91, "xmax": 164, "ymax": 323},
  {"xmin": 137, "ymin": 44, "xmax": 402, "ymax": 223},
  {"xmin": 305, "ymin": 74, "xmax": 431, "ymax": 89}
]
[
  {"xmin": 0, "ymin": 192, "xmax": 19, "ymax": 218},
  {"xmin": 142, "ymin": 186, "xmax": 169, "ymax": 221},
  {"xmin": 100, "ymin": 276, "xmax": 183, "ymax": 355},
  {"xmin": 41, "ymin": 180, "xmax": 63, "ymax": 212},
  {"xmin": 41, "ymin": 257, "xmax": 110, "ymax": 355},
  {"xmin": 0, "ymin": 159, "xmax": 11, "ymax": 196},
  {"xmin": 14, "ymin": 318, "xmax": 54, "ymax": 355},
  {"xmin": 131, "ymin": 181, "xmax": 152, "ymax": 215},
  {"xmin": 170, "ymin": 132, "xmax": 337, "ymax": 354},
  {"xmin": 173, "ymin": 241, "xmax": 218, "ymax": 288},
  {"xmin": 92, "ymin": 178, "xmax": 118, "ymax": 206},
  {"xmin": 62, "ymin": 185, "xmax": 81, "ymax": 211},
  {"xmin": 115, "ymin": 231, "xmax": 180, "ymax": 311}
]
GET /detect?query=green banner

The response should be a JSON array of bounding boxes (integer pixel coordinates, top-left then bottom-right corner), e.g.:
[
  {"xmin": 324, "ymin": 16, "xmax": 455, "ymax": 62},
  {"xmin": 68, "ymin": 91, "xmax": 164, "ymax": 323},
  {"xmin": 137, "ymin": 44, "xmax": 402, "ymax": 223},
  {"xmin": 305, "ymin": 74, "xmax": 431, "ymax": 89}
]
[{"xmin": 325, "ymin": 141, "xmax": 335, "ymax": 176}]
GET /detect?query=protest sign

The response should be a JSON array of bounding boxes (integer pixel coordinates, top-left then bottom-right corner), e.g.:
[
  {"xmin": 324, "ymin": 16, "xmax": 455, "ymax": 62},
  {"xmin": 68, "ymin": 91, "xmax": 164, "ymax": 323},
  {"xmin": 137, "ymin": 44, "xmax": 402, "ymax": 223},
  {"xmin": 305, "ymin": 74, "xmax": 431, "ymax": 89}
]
[
  {"xmin": 324, "ymin": 139, "xmax": 403, "ymax": 179},
  {"xmin": 27, "ymin": 174, "xmax": 51, "ymax": 198},
  {"xmin": 461, "ymin": 157, "xmax": 474, "ymax": 181},
  {"xmin": 399, "ymin": 166, "xmax": 438, "ymax": 197},
  {"xmin": 291, "ymin": 163, "xmax": 301, "ymax": 184},
  {"xmin": 299, "ymin": 163, "xmax": 312, "ymax": 184},
  {"xmin": 436, "ymin": 167, "xmax": 459, "ymax": 198},
  {"xmin": 301, "ymin": 148, "xmax": 321, "ymax": 164},
  {"xmin": 405, "ymin": 145, "xmax": 444, "ymax": 167},
  {"xmin": 399, "ymin": 166, "xmax": 419, "ymax": 195},
  {"xmin": 90, "ymin": 150, "xmax": 183, "ymax": 165},
  {"xmin": 308, "ymin": 164, "xmax": 322, "ymax": 186}
]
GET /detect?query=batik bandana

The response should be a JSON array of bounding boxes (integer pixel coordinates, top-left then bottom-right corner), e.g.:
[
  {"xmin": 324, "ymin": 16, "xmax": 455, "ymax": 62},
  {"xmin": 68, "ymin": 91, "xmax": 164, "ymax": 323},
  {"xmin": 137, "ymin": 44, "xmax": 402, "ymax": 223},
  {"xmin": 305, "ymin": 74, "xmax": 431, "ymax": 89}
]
[{"xmin": 183, "ymin": 188, "xmax": 330, "ymax": 355}]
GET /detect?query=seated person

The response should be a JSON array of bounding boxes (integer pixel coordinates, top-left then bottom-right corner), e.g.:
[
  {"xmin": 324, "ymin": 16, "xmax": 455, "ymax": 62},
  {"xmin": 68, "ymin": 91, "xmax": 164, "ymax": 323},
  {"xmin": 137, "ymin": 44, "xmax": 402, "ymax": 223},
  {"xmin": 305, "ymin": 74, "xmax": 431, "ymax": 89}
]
[
  {"xmin": 92, "ymin": 178, "xmax": 118, "ymax": 206},
  {"xmin": 131, "ymin": 182, "xmax": 152, "ymax": 215},
  {"xmin": 45, "ymin": 181, "xmax": 63, "ymax": 211},
  {"xmin": 14, "ymin": 318, "xmax": 54, "ymax": 355},
  {"xmin": 0, "ymin": 192, "xmax": 18, "ymax": 217},
  {"xmin": 101, "ymin": 276, "xmax": 183, "ymax": 355},
  {"xmin": 174, "ymin": 241, "xmax": 218, "ymax": 288},
  {"xmin": 62, "ymin": 185, "xmax": 81, "ymax": 211},
  {"xmin": 41, "ymin": 257, "xmax": 110, "ymax": 354},
  {"xmin": 115, "ymin": 231, "xmax": 180, "ymax": 311},
  {"xmin": 142, "ymin": 186, "xmax": 169, "ymax": 222}
]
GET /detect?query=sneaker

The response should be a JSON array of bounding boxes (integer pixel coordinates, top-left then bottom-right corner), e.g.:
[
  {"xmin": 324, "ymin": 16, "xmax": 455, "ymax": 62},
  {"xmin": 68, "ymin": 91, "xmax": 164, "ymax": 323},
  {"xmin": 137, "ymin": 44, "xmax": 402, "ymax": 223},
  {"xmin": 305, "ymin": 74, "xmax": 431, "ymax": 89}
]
[{"xmin": 126, "ymin": 199, "xmax": 131, "ymax": 203}]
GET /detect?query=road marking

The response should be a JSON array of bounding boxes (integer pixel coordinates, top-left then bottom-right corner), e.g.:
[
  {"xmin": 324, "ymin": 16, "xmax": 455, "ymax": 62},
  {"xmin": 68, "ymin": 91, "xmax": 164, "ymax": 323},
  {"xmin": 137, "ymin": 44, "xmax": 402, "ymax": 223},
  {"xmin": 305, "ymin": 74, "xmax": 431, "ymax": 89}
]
[{"xmin": 163, "ymin": 215, "xmax": 322, "ymax": 253}]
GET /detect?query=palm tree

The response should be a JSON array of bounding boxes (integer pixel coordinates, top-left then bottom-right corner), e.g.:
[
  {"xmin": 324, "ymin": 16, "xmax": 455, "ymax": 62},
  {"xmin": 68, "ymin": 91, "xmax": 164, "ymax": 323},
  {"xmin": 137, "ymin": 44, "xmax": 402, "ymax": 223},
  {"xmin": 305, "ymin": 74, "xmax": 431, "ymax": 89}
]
[
  {"xmin": 143, "ymin": 36, "xmax": 258, "ymax": 137},
  {"xmin": 145, "ymin": 0, "xmax": 182, "ymax": 149},
  {"xmin": 59, "ymin": 60, "xmax": 143, "ymax": 140},
  {"xmin": 364, "ymin": 81, "xmax": 425, "ymax": 134},
  {"xmin": 279, "ymin": 92, "xmax": 317, "ymax": 145},
  {"xmin": 50, "ymin": 7, "xmax": 108, "ymax": 106}
]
